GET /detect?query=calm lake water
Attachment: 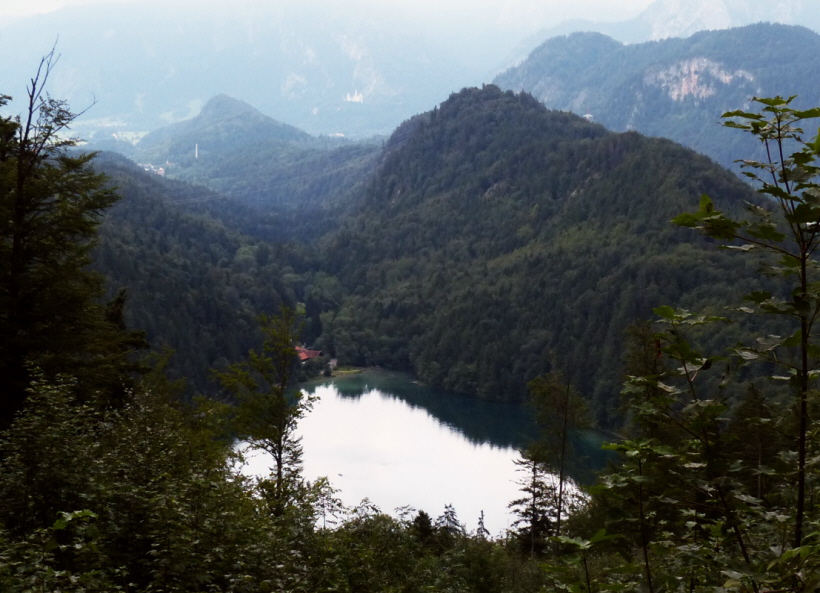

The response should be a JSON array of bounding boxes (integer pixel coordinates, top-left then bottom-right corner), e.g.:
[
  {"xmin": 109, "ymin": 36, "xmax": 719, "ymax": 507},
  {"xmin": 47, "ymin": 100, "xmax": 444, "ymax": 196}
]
[{"xmin": 240, "ymin": 370, "xmax": 609, "ymax": 536}]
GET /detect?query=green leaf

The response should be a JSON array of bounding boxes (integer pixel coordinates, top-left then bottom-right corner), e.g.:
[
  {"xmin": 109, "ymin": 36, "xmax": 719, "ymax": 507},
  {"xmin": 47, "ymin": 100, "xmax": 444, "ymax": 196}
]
[
  {"xmin": 757, "ymin": 334, "xmax": 783, "ymax": 351},
  {"xmin": 589, "ymin": 528, "xmax": 620, "ymax": 544},
  {"xmin": 699, "ymin": 194, "xmax": 714, "ymax": 212},
  {"xmin": 754, "ymin": 96, "xmax": 792, "ymax": 107},
  {"xmin": 794, "ymin": 108, "xmax": 820, "ymax": 119},
  {"xmin": 746, "ymin": 224, "xmax": 786, "ymax": 242},
  {"xmin": 745, "ymin": 291, "xmax": 773, "ymax": 303},
  {"xmin": 722, "ymin": 110, "xmax": 764, "ymax": 120},
  {"xmin": 703, "ymin": 216, "xmax": 743, "ymax": 240},
  {"xmin": 653, "ymin": 306, "xmax": 675, "ymax": 320},
  {"xmin": 735, "ymin": 349, "xmax": 759, "ymax": 360},
  {"xmin": 783, "ymin": 330, "xmax": 803, "ymax": 348},
  {"xmin": 760, "ymin": 184, "xmax": 798, "ymax": 202},
  {"xmin": 721, "ymin": 570, "xmax": 745, "ymax": 580},
  {"xmin": 779, "ymin": 254, "xmax": 802, "ymax": 268},
  {"xmin": 672, "ymin": 212, "xmax": 701, "ymax": 227},
  {"xmin": 787, "ymin": 203, "xmax": 820, "ymax": 224}
]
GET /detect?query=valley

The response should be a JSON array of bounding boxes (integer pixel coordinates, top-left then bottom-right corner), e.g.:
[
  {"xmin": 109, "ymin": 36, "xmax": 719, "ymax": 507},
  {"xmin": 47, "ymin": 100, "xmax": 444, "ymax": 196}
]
[{"xmin": 95, "ymin": 84, "xmax": 773, "ymax": 426}]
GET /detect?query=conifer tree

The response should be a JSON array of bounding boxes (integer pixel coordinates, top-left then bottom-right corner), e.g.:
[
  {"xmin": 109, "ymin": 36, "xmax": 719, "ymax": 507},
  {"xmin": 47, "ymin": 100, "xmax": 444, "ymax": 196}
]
[
  {"xmin": 509, "ymin": 451, "xmax": 556, "ymax": 558},
  {"xmin": 0, "ymin": 49, "xmax": 143, "ymax": 429},
  {"xmin": 527, "ymin": 370, "xmax": 590, "ymax": 539}
]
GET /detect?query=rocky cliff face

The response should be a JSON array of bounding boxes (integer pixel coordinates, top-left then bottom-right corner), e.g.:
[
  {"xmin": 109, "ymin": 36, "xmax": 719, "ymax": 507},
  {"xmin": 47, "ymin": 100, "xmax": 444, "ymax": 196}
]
[{"xmin": 642, "ymin": 58, "xmax": 755, "ymax": 102}]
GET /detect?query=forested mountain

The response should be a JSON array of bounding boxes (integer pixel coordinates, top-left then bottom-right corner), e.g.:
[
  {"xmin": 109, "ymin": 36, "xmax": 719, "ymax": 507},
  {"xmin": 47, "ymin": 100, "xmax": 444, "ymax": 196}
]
[
  {"xmin": 135, "ymin": 94, "xmax": 313, "ymax": 159},
  {"xmin": 87, "ymin": 84, "xmax": 778, "ymax": 423},
  {"xmin": 315, "ymin": 85, "xmax": 769, "ymax": 423},
  {"xmin": 494, "ymin": 23, "xmax": 820, "ymax": 173},
  {"xmin": 112, "ymin": 94, "xmax": 382, "ymax": 238},
  {"xmin": 7, "ymin": 55, "xmax": 820, "ymax": 592}
]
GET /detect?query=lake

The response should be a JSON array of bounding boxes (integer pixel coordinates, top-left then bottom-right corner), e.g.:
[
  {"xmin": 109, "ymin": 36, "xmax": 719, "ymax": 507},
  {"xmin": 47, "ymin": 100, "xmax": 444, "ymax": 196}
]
[{"xmin": 240, "ymin": 369, "xmax": 610, "ymax": 536}]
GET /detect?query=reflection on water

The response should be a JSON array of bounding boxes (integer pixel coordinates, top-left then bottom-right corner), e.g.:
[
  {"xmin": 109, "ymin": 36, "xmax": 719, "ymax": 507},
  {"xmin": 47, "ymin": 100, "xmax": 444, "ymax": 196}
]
[
  {"xmin": 242, "ymin": 370, "xmax": 611, "ymax": 536},
  {"xmin": 323, "ymin": 371, "xmax": 538, "ymax": 450},
  {"xmin": 309, "ymin": 370, "xmax": 611, "ymax": 482}
]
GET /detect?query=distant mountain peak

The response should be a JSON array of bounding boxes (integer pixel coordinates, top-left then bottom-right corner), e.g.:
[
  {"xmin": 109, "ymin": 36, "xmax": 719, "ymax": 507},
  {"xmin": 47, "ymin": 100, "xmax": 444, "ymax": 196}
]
[
  {"xmin": 199, "ymin": 94, "xmax": 265, "ymax": 120},
  {"xmin": 526, "ymin": 0, "xmax": 819, "ymax": 45},
  {"xmin": 193, "ymin": 94, "xmax": 309, "ymax": 142},
  {"xmin": 641, "ymin": 0, "xmax": 734, "ymax": 40},
  {"xmin": 136, "ymin": 94, "xmax": 311, "ymax": 156}
]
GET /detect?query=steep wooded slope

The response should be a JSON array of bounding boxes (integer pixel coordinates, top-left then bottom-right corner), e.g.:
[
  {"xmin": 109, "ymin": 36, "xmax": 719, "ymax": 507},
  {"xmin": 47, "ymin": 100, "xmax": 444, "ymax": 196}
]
[
  {"xmin": 316, "ymin": 85, "xmax": 767, "ymax": 423},
  {"xmin": 92, "ymin": 153, "xmax": 327, "ymax": 396}
]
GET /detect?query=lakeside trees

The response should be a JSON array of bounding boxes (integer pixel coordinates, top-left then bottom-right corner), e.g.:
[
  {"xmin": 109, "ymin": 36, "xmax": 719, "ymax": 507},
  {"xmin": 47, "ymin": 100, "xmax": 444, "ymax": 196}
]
[{"xmin": 213, "ymin": 307, "xmax": 316, "ymax": 515}]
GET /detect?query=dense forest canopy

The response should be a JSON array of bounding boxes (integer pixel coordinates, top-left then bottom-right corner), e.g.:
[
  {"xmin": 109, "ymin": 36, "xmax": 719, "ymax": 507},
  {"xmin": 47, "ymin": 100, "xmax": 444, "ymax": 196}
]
[
  {"xmin": 90, "ymin": 151, "xmax": 342, "ymax": 396},
  {"xmin": 313, "ymin": 85, "xmax": 772, "ymax": 421}
]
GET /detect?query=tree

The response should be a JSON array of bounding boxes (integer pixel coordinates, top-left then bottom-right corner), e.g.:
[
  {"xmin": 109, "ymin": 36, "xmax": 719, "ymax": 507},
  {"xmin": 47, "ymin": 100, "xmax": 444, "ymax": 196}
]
[
  {"xmin": 213, "ymin": 306, "xmax": 315, "ymax": 514},
  {"xmin": 0, "ymin": 48, "xmax": 140, "ymax": 429},
  {"xmin": 674, "ymin": 96, "xmax": 820, "ymax": 547},
  {"xmin": 587, "ymin": 96, "xmax": 820, "ymax": 593},
  {"xmin": 508, "ymin": 451, "xmax": 556, "ymax": 558},
  {"xmin": 527, "ymin": 370, "xmax": 591, "ymax": 539}
]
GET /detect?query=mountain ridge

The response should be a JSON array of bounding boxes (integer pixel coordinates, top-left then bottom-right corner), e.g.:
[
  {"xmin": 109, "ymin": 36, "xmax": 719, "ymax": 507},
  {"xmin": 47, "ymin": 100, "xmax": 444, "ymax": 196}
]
[{"xmin": 494, "ymin": 23, "xmax": 820, "ymax": 173}]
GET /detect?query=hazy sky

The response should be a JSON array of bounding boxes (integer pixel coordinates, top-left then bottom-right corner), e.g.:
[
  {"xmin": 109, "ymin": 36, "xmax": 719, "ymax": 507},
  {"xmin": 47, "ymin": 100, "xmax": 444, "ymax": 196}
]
[
  {"xmin": 0, "ymin": 0, "xmax": 660, "ymax": 136},
  {"xmin": 0, "ymin": 0, "xmax": 655, "ymax": 25}
]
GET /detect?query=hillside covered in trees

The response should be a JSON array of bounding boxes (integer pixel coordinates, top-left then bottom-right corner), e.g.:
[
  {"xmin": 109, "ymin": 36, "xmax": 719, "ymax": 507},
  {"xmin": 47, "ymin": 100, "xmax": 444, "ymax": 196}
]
[
  {"xmin": 313, "ymin": 85, "xmax": 770, "ymax": 421},
  {"xmin": 90, "ymin": 151, "xmax": 344, "ymax": 396},
  {"xmin": 85, "ymin": 85, "xmax": 781, "ymax": 422}
]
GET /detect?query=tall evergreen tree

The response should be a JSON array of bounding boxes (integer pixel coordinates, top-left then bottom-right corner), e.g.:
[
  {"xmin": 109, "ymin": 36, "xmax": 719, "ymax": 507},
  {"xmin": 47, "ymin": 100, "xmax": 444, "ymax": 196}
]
[
  {"xmin": 0, "ymin": 49, "xmax": 143, "ymax": 430},
  {"xmin": 508, "ymin": 451, "xmax": 556, "ymax": 558}
]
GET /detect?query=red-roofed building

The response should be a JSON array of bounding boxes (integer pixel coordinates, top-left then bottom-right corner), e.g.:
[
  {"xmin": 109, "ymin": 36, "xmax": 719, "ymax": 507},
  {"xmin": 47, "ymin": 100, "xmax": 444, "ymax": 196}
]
[{"xmin": 295, "ymin": 346, "xmax": 322, "ymax": 362}]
